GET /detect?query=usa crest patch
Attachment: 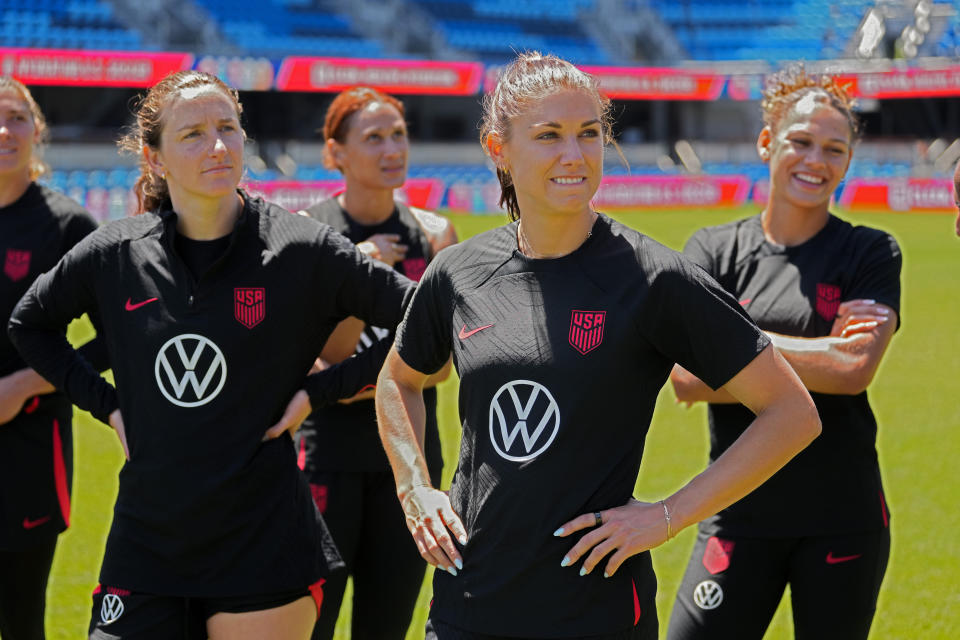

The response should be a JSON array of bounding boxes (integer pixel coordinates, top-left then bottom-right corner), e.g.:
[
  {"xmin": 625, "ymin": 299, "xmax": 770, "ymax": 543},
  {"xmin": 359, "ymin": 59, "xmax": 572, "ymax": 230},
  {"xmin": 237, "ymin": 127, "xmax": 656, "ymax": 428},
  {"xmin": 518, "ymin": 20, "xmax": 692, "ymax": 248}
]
[
  {"xmin": 4, "ymin": 249, "xmax": 30, "ymax": 282},
  {"xmin": 816, "ymin": 283, "xmax": 841, "ymax": 321},
  {"xmin": 569, "ymin": 310, "xmax": 605, "ymax": 355},
  {"xmin": 234, "ymin": 287, "xmax": 265, "ymax": 329}
]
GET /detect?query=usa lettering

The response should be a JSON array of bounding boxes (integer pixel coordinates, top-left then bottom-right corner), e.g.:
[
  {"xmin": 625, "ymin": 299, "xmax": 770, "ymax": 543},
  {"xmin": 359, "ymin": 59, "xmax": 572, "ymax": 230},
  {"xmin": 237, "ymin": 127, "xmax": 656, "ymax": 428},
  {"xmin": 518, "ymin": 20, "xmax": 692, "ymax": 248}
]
[{"xmin": 235, "ymin": 289, "xmax": 264, "ymax": 305}]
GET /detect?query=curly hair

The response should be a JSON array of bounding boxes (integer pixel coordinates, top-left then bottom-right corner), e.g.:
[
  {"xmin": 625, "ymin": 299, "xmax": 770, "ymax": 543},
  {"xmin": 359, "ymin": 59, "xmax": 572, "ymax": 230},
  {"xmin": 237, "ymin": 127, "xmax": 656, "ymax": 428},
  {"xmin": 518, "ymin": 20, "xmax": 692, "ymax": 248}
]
[
  {"xmin": 480, "ymin": 52, "xmax": 615, "ymax": 221},
  {"xmin": 0, "ymin": 76, "xmax": 49, "ymax": 180},
  {"xmin": 761, "ymin": 66, "xmax": 859, "ymax": 140},
  {"xmin": 118, "ymin": 71, "xmax": 244, "ymax": 214}
]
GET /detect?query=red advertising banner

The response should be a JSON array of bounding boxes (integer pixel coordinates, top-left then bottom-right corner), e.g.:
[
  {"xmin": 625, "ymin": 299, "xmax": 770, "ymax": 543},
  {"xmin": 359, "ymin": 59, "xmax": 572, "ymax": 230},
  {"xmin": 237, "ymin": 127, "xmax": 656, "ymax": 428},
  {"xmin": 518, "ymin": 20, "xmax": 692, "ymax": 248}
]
[
  {"xmin": 0, "ymin": 48, "xmax": 193, "ymax": 87},
  {"xmin": 275, "ymin": 57, "xmax": 483, "ymax": 95},
  {"xmin": 593, "ymin": 175, "xmax": 751, "ymax": 208},
  {"xmin": 243, "ymin": 178, "xmax": 447, "ymax": 212},
  {"xmin": 579, "ymin": 66, "xmax": 726, "ymax": 100},
  {"xmin": 836, "ymin": 67, "xmax": 960, "ymax": 99},
  {"xmin": 839, "ymin": 177, "xmax": 955, "ymax": 211}
]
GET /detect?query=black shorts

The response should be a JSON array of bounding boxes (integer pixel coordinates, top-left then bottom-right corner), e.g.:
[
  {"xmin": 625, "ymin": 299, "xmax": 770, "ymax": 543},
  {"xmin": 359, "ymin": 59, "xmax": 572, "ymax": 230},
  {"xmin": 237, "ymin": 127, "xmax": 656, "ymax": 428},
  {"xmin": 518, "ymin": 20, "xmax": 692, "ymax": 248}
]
[
  {"xmin": 666, "ymin": 528, "xmax": 890, "ymax": 640},
  {"xmin": 425, "ymin": 615, "xmax": 657, "ymax": 640},
  {"xmin": 0, "ymin": 536, "xmax": 58, "ymax": 640},
  {"xmin": 88, "ymin": 580, "xmax": 324, "ymax": 640}
]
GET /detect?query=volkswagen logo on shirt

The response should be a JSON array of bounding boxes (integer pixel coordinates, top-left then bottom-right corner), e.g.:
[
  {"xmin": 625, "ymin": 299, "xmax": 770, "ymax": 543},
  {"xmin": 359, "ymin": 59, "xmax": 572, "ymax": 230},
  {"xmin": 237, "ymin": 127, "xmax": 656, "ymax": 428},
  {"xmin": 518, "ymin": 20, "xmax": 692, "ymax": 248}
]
[
  {"xmin": 488, "ymin": 379, "xmax": 560, "ymax": 462},
  {"xmin": 693, "ymin": 579, "xmax": 724, "ymax": 610},
  {"xmin": 154, "ymin": 333, "xmax": 227, "ymax": 407},
  {"xmin": 100, "ymin": 593, "xmax": 124, "ymax": 625}
]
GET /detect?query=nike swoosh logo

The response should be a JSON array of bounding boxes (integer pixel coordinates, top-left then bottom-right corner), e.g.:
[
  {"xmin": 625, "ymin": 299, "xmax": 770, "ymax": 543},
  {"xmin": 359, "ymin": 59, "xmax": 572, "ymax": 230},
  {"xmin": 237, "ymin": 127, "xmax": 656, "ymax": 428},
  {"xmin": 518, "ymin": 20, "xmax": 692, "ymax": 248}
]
[
  {"xmin": 458, "ymin": 323, "xmax": 493, "ymax": 340},
  {"xmin": 23, "ymin": 516, "xmax": 51, "ymax": 529},
  {"xmin": 125, "ymin": 297, "xmax": 158, "ymax": 311},
  {"xmin": 826, "ymin": 552, "xmax": 862, "ymax": 564},
  {"xmin": 739, "ymin": 298, "xmax": 752, "ymax": 306}
]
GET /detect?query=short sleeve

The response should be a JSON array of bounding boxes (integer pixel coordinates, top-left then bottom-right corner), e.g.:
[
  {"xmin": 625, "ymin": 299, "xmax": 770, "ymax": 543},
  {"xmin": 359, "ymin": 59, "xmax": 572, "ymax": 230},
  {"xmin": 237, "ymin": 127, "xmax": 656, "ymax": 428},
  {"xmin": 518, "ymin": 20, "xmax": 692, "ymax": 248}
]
[
  {"xmin": 846, "ymin": 231, "xmax": 902, "ymax": 326},
  {"xmin": 682, "ymin": 229, "xmax": 717, "ymax": 276},
  {"xmin": 639, "ymin": 257, "xmax": 770, "ymax": 390},
  {"xmin": 394, "ymin": 255, "xmax": 454, "ymax": 375}
]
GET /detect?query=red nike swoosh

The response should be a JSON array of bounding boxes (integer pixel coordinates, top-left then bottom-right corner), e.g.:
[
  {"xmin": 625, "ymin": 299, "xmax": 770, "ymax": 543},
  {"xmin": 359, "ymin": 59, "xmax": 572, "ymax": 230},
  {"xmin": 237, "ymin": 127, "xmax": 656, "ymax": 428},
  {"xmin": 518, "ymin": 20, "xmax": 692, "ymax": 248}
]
[
  {"xmin": 125, "ymin": 297, "xmax": 158, "ymax": 311},
  {"xmin": 739, "ymin": 298, "xmax": 752, "ymax": 306},
  {"xmin": 826, "ymin": 552, "xmax": 862, "ymax": 564},
  {"xmin": 22, "ymin": 516, "xmax": 51, "ymax": 530},
  {"xmin": 458, "ymin": 323, "xmax": 493, "ymax": 340}
]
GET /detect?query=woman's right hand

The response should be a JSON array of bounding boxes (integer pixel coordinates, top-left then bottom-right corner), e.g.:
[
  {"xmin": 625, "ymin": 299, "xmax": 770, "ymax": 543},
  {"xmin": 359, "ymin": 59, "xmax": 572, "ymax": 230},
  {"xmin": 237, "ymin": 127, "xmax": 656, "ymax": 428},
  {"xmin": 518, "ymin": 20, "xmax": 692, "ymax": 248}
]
[
  {"xmin": 109, "ymin": 409, "xmax": 130, "ymax": 461},
  {"xmin": 357, "ymin": 233, "xmax": 408, "ymax": 266},
  {"xmin": 830, "ymin": 299, "xmax": 891, "ymax": 338},
  {"xmin": 400, "ymin": 485, "xmax": 468, "ymax": 576}
]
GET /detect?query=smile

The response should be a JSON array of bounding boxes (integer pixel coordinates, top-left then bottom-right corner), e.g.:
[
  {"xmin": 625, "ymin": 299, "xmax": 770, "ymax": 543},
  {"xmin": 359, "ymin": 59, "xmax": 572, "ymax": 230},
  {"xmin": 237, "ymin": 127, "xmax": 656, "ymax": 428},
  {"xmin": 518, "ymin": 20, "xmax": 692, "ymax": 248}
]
[
  {"xmin": 552, "ymin": 177, "xmax": 585, "ymax": 185},
  {"xmin": 793, "ymin": 172, "xmax": 825, "ymax": 185},
  {"xmin": 203, "ymin": 165, "xmax": 233, "ymax": 174}
]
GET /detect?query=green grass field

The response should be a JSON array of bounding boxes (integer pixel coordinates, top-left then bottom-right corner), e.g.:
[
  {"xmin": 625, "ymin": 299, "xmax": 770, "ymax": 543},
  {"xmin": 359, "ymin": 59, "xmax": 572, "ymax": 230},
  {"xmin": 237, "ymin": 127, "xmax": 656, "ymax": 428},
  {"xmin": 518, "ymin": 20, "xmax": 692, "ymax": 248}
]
[{"xmin": 49, "ymin": 207, "xmax": 959, "ymax": 639}]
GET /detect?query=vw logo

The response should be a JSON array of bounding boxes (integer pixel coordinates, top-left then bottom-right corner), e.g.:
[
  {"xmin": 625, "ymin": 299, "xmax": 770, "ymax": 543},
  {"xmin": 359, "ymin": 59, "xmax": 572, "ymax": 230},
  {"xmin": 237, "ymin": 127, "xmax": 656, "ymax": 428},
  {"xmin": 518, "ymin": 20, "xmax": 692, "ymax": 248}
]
[
  {"xmin": 154, "ymin": 333, "xmax": 227, "ymax": 407},
  {"xmin": 693, "ymin": 579, "xmax": 724, "ymax": 610},
  {"xmin": 100, "ymin": 593, "xmax": 124, "ymax": 625},
  {"xmin": 488, "ymin": 379, "xmax": 560, "ymax": 462}
]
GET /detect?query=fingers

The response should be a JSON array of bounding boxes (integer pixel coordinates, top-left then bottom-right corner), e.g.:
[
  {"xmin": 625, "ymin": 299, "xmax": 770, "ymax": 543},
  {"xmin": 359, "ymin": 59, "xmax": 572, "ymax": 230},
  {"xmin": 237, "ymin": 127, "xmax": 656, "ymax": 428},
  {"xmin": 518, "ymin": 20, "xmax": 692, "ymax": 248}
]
[
  {"xmin": 553, "ymin": 510, "xmax": 604, "ymax": 537},
  {"xmin": 403, "ymin": 489, "xmax": 465, "ymax": 575},
  {"xmin": 110, "ymin": 409, "xmax": 131, "ymax": 461},
  {"xmin": 441, "ymin": 506, "xmax": 469, "ymax": 546},
  {"xmin": 559, "ymin": 525, "xmax": 607, "ymax": 570},
  {"xmin": 262, "ymin": 390, "xmax": 311, "ymax": 441},
  {"xmin": 840, "ymin": 320, "xmax": 880, "ymax": 338}
]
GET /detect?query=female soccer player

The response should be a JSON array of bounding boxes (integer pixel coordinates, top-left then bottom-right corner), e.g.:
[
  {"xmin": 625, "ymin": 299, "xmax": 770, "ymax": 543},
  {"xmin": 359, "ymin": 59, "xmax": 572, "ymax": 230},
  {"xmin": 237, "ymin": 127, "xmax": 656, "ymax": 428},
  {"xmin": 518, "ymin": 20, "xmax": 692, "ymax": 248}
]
[
  {"xmin": 666, "ymin": 68, "xmax": 901, "ymax": 640},
  {"xmin": 375, "ymin": 52, "xmax": 822, "ymax": 640},
  {"xmin": 298, "ymin": 87, "xmax": 457, "ymax": 640},
  {"xmin": 0, "ymin": 76, "xmax": 104, "ymax": 640},
  {"xmin": 8, "ymin": 71, "xmax": 414, "ymax": 640}
]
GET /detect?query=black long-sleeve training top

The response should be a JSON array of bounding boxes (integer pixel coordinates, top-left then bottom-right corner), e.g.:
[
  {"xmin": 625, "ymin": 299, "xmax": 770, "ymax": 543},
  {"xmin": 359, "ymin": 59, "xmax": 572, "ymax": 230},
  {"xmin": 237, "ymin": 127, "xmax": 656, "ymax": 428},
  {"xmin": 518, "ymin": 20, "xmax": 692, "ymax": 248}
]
[{"xmin": 8, "ymin": 192, "xmax": 415, "ymax": 596}]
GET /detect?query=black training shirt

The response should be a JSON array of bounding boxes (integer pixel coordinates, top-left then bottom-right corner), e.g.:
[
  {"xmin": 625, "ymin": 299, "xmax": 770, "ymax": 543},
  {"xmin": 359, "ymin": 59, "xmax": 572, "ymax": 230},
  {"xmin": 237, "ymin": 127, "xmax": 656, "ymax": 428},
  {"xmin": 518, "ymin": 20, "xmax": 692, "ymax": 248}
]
[
  {"xmin": 9, "ymin": 193, "xmax": 415, "ymax": 596},
  {"xmin": 300, "ymin": 198, "xmax": 443, "ymax": 474},
  {"xmin": 684, "ymin": 213, "xmax": 901, "ymax": 537},
  {"xmin": 0, "ymin": 183, "xmax": 98, "ymax": 549},
  {"xmin": 394, "ymin": 213, "xmax": 769, "ymax": 637}
]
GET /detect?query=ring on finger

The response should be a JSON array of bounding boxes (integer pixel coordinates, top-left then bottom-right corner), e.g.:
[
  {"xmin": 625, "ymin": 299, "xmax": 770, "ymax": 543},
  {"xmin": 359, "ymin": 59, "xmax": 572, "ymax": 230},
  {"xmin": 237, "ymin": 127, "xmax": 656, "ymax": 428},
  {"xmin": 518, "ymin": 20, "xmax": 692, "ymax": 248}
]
[{"xmin": 594, "ymin": 511, "xmax": 603, "ymax": 527}]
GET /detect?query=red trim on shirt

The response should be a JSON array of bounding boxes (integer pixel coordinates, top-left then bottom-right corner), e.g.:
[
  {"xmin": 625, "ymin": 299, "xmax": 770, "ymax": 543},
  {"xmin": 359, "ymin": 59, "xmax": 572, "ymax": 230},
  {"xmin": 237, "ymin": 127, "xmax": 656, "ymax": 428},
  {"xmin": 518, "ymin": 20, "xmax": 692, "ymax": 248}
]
[
  {"xmin": 52, "ymin": 419, "xmax": 70, "ymax": 527},
  {"xmin": 632, "ymin": 579, "xmax": 641, "ymax": 625},
  {"xmin": 308, "ymin": 578, "xmax": 325, "ymax": 618},
  {"xmin": 879, "ymin": 490, "xmax": 889, "ymax": 528}
]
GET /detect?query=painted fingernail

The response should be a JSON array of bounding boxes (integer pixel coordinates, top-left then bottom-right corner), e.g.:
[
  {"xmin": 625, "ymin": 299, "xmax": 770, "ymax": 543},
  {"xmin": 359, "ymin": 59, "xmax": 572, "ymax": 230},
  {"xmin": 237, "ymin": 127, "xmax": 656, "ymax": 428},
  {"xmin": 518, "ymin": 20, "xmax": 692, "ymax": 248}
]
[
  {"xmin": 553, "ymin": 528, "xmax": 564, "ymax": 536},
  {"xmin": 561, "ymin": 556, "xmax": 571, "ymax": 567},
  {"xmin": 447, "ymin": 567, "xmax": 458, "ymax": 577},
  {"xmin": 454, "ymin": 558, "xmax": 463, "ymax": 570},
  {"xmin": 458, "ymin": 535, "xmax": 467, "ymax": 544},
  {"xmin": 877, "ymin": 308, "xmax": 890, "ymax": 314},
  {"xmin": 603, "ymin": 572, "xmax": 610, "ymax": 578},
  {"xmin": 863, "ymin": 299, "xmax": 876, "ymax": 304},
  {"xmin": 579, "ymin": 567, "xmax": 588, "ymax": 577}
]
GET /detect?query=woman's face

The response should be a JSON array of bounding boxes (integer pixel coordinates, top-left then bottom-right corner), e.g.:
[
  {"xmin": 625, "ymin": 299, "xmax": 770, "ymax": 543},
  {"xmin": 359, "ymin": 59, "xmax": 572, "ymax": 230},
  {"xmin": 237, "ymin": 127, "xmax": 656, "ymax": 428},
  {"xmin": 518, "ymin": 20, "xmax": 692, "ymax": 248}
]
[
  {"xmin": 762, "ymin": 94, "xmax": 852, "ymax": 212},
  {"xmin": 332, "ymin": 102, "xmax": 408, "ymax": 191},
  {"xmin": 147, "ymin": 86, "xmax": 244, "ymax": 206},
  {"xmin": 496, "ymin": 89, "xmax": 604, "ymax": 220},
  {"xmin": 0, "ymin": 89, "xmax": 38, "ymax": 180}
]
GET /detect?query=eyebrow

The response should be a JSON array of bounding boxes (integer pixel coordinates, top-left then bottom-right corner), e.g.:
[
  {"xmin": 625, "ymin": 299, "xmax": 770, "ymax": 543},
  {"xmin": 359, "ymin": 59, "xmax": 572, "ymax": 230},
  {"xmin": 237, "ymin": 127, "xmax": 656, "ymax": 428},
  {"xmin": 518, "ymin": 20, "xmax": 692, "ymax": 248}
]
[
  {"xmin": 531, "ymin": 119, "xmax": 601, "ymax": 129},
  {"xmin": 176, "ymin": 118, "xmax": 235, "ymax": 132}
]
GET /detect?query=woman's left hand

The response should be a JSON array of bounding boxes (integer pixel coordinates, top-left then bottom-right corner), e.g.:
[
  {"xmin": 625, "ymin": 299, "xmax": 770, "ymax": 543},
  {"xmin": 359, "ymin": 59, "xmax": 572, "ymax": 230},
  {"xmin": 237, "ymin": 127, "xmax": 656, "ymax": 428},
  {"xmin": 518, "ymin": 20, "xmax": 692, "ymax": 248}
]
[
  {"xmin": 262, "ymin": 390, "xmax": 312, "ymax": 441},
  {"xmin": 555, "ymin": 499, "xmax": 670, "ymax": 578}
]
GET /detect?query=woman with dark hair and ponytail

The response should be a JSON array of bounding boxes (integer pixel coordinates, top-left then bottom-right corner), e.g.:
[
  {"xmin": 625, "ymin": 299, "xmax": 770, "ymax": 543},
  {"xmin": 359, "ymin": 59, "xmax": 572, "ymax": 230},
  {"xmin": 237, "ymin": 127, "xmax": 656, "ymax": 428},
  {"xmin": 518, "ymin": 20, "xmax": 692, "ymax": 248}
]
[
  {"xmin": 666, "ymin": 68, "xmax": 901, "ymax": 640},
  {"xmin": 297, "ymin": 86, "xmax": 456, "ymax": 640},
  {"xmin": 0, "ymin": 76, "xmax": 102, "ymax": 640},
  {"xmin": 375, "ymin": 52, "xmax": 822, "ymax": 640},
  {"xmin": 8, "ymin": 71, "xmax": 415, "ymax": 640}
]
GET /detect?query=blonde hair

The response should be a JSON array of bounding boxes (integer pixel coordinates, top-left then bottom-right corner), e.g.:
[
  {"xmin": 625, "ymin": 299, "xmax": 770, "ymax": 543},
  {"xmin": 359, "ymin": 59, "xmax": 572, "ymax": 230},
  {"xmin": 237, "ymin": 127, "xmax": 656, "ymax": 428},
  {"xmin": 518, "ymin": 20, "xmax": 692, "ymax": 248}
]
[
  {"xmin": 118, "ymin": 71, "xmax": 244, "ymax": 214},
  {"xmin": 0, "ymin": 76, "xmax": 49, "ymax": 180},
  {"xmin": 480, "ymin": 52, "xmax": 614, "ymax": 221},
  {"xmin": 762, "ymin": 66, "xmax": 859, "ymax": 139}
]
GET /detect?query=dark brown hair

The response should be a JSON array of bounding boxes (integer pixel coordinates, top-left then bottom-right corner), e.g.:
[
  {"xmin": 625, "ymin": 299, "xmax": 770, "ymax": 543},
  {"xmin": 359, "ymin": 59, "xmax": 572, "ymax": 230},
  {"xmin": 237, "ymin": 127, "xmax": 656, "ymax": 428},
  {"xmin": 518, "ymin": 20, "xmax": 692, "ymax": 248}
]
[
  {"xmin": 321, "ymin": 87, "xmax": 405, "ymax": 171},
  {"xmin": 118, "ymin": 71, "xmax": 243, "ymax": 214},
  {"xmin": 480, "ymin": 52, "xmax": 615, "ymax": 221},
  {"xmin": 762, "ymin": 66, "xmax": 859, "ymax": 140},
  {"xmin": 0, "ymin": 76, "xmax": 49, "ymax": 180}
]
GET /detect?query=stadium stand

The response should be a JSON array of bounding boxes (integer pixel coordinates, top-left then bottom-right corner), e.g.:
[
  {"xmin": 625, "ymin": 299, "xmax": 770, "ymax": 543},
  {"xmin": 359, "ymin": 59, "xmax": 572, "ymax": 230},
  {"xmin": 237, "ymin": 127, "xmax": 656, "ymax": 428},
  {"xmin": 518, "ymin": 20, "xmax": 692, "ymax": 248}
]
[
  {"xmin": 0, "ymin": 0, "xmax": 144, "ymax": 50},
  {"xmin": 648, "ymin": 0, "xmax": 873, "ymax": 61},
  {"xmin": 410, "ymin": 0, "xmax": 613, "ymax": 64},
  {"xmin": 192, "ymin": 0, "xmax": 384, "ymax": 57}
]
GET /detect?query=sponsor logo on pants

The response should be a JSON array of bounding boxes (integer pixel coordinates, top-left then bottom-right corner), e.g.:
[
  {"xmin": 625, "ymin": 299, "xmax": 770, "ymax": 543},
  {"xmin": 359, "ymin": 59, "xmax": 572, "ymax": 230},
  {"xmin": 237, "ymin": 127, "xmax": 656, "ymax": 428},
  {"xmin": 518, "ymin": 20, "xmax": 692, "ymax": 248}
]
[{"xmin": 693, "ymin": 579, "xmax": 723, "ymax": 610}]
